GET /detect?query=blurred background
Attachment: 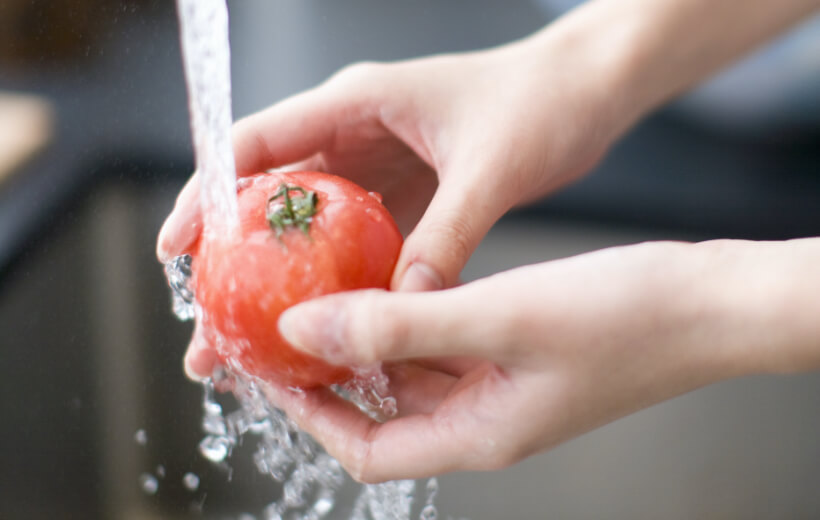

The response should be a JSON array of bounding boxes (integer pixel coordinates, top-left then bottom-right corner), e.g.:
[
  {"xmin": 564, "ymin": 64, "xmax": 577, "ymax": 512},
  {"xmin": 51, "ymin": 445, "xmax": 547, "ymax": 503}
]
[{"xmin": 1, "ymin": 1, "xmax": 819, "ymax": 519}]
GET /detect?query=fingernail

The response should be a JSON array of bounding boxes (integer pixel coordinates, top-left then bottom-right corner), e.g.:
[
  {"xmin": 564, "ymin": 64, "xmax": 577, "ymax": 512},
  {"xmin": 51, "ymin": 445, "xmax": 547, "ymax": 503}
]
[
  {"xmin": 157, "ymin": 174, "xmax": 201, "ymax": 262},
  {"xmin": 183, "ymin": 358, "xmax": 207, "ymax": 383},
  {"xmin": 398, "ymin": 262, "xmax": 442, "ymax": 292},
  {"xmin": 183, "ymin": 349, "xmax": 212, "ymax": 383},
  {"xmin": 156, "ymin": 218, "xmax": 176, "ymax": 262},
  {"xmin": 279, "ymin": 301, "xmax": 348, "ymax": 364}
]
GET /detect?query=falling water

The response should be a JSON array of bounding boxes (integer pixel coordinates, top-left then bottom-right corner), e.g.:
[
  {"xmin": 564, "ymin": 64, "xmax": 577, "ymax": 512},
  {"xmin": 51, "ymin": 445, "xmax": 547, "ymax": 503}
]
[{"xmin": 176, "ymin": 0, "xmax": 239, "ymax": 235}]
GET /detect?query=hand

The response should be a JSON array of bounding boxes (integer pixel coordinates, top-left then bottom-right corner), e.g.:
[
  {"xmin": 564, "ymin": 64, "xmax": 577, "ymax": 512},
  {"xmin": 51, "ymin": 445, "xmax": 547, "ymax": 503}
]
[
  {"xmin": 159, "ymin": 25, "xmax": 630, "ymax": 380},
  {"xmin": 159, "ymin": 0, "xmax": 817, "ymax": 381},
  {"xmin": 266, "ymin": 238, "xmax": 820, "ymax": 483},
  {"xmin": 157, "ymin": 28, "xmax": 625, "ymax": 291},
  {"xmin": 157, "ymin": 0, "xmax": 820, "ymax": 282}
]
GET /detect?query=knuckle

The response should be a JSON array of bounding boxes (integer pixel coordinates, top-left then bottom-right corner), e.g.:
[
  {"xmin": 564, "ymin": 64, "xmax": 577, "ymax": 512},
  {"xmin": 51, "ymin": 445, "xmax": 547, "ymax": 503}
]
[
  {"xmin": 426, "ymin": 212, "xmax": 475, "ymax": 269},
  {"xmin": 348, "ymin": 291, "xmax": 405, "ymax": 363},
  {"xmin": 346, "ymin": 459, "xmax": 376, "ymax": 484},
  {"xmin": 328, "ymin": 61, "xmax": 387, "ymax": 88},
  {"xmin": 470, "ymin": 436, "xmax": 522, "ymax": 472},
  {"xmin": 347, "ymin": 290, "xmax": 393, "ymax": 364},
  {"xmin": 340, "ymin": 428, "xmax": 378, "ymax": 484},
  {"xmin": 231, "ymin": 116, "xmax": 270, "ymax": 156},
  {"xmin": 231, "ymin": 114, "xmax": 257, "ymax": 139},
  {"xmin": 340, "ymin": 450, "xmax": 367, "ymax": 483}
]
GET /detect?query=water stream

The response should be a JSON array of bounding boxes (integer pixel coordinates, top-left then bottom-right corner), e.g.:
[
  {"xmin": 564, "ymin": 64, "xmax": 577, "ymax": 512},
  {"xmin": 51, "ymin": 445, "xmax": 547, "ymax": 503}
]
[
  {"xmin": 168, "ymin": 1, "xmax": 453, "ymax": 518},
  {"xmin": 176, "ymin": 0, "xmax": 239, "ymax": 237}
]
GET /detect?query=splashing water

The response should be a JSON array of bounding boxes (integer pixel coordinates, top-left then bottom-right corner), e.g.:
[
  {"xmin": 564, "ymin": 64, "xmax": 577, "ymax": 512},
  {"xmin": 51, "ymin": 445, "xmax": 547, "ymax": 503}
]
[
  {"xmin": 171, "ymin": 0, "xmax": 453, "ymax": 518},
  {"xmin": 164, "ymin": 254, "xmax": 194, "ymax": 321},
  {"xmin": 419, "ymin": 479, "xmax": 439, "ymax": 520},
  {"xmin": 166, "ymin": 256, "xmax": 447, "ymax": 519}
]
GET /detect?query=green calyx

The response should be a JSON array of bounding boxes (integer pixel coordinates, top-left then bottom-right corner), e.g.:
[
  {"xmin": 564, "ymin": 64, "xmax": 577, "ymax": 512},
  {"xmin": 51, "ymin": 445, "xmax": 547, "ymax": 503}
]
[{"xmin": 266, "ymin": 184, "xmax": 318, "ymax": 240}]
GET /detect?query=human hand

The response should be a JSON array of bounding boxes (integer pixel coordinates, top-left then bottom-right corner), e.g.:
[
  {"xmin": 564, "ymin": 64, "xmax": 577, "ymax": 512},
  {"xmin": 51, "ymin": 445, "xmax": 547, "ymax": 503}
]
[
  {"xmin": 264, "ymin": 238, "xmax": 820, "ymax": 483},
  {"xmin": 157, "ymin": 27, "xmax": 626, "ymax": 291},
  {"xmin": 157, "ymin": 0, "xmax": 820, "ymax": 482},
  {"xmin": 159, "ymin": 26, "xmax": 635, "ymax": 380}
]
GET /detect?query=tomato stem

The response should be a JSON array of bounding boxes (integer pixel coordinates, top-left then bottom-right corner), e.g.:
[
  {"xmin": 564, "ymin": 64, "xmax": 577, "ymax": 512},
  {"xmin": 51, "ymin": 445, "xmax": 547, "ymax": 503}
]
[{"xmin": 266, "ymin": 184, "xmax": 318, "ymax": 240}]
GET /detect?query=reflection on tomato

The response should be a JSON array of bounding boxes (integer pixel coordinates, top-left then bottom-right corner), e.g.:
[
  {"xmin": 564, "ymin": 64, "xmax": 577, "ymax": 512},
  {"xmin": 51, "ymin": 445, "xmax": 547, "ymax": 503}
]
[{"xmin": 192, "ymin": 171, "xmax": 403, "ymax": 388}]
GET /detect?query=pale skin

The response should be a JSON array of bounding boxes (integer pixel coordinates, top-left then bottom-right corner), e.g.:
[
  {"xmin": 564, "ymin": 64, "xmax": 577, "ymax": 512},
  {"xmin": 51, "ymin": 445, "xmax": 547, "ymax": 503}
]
[{"xmin": 157, "ymin": 0, "xmax": 820, "ymax": 483}]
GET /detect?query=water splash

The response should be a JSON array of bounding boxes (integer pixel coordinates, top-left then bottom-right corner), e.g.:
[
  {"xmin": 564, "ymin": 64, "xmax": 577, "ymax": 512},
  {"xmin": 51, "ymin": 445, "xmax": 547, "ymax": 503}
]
[
  {"xmin": 192, "ymin": 364, "xmax": 445, "ymax": 520},
  {"xmin": 164, "ymin": 254, "xmax": 195, "ymax": 321},
  {"xmin": 164, "ymin": 247, "xmax": 451, "ymax": 520},
  {"xmin": 350, "ymin": 480, "xmax": 415, "ymax": 520},
  {"xmin": 341, "ymin": 369, "xmax": 399, "ymax": 421},
  {"xmin": 419, "ymin": 478, "xmax": 439, "ymax": 520}
]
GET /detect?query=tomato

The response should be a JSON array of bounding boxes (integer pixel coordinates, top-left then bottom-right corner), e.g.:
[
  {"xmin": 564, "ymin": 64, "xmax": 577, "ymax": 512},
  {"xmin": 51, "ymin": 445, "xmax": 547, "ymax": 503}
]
[{"xmin": 192, "ymin": 171, "xmax": 403, "ymax": 388}]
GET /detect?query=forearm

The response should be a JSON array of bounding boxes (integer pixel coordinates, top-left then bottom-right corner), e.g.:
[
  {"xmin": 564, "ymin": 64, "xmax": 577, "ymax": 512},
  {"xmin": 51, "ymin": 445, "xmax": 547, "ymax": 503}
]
[{"xmin": 519, "ymin": 0, "xmax": 820, "ymax": 136}]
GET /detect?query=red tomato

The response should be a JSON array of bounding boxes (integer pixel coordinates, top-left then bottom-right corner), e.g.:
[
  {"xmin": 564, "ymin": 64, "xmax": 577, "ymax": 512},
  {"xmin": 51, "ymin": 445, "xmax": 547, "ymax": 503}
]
[{"xmin": 192, "ymin": 171, "xmax": 403, "ymax": 388}]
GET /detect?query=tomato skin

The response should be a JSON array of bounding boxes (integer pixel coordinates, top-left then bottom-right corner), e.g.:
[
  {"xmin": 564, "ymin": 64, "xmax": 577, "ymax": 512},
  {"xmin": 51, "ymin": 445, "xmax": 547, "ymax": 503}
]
[{"xmin": 193, "ymin": 171, "xmax": 403, "ymax": 388}]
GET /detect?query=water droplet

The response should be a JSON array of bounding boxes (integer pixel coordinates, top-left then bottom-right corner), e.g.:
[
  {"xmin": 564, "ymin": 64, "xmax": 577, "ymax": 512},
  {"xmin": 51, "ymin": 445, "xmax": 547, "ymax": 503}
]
[
  {"xmin": 203, "ymin": 412, "xmax": 227, "ymax": 435},
  {"xmin": 204, "ymin": 400, "xmax": 223, "ymax": 417},
  {"xmin": 379, "ymin": 395, "xmax": 398, "ymax": 418},
  {"xmin": 263, "ymin": 502, "xmax": 284, "ymax": 520},
  {"xmin": 134, "ymin": 429, "xmax": 148, "ymax": 446},
  {"xmin": 340, "ymin": 370, "xmax": 400, "ymax": 421},
  {"xmin": 312, "ymin": 495, "xmax": 334, "ymax": 516},
  {"xmin": 139, "ymin": 473, "xmax": 158, "ymax": 495},
  {"xmin": 199, "ymin": 435, "xmax": 231, "ymax": 462},
  {"xmin": 183, "ymin": 472, "xmax": 201, "ymax": 491},
  {"xmin": 237, "ymin": 176, "xmax": 253, "ymax": 189},
  {"xmin": 155, "ymin": 465, "xmax": 166, "ymax": 478},
  {"xmin": 419, "ymin": 504, "xmax": 438, "ymax": 520},
  {"xmin": 419, "ymin": 477, "xmax": 440, "ymax": 519},
  {"xmin": 425, "ymin": 477, "xmax": 439, "ymax": 502}
]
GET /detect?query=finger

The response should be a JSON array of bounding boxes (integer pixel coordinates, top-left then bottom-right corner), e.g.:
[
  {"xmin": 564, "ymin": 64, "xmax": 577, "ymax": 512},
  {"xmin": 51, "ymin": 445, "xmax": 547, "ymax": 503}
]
[
  {"xmin": 158, "ymin": 86, "xmax": 345, "ymax": 261},
  {"xmin": 278, "ymin": 285, "xmax": 510, "ymax": 365},
  {"xmin": 263, "ymin": 382, "xmax": 475, "ymax": 483},
  {"xmin": 232, "ymin": 88, "xmax": 342, "ymax": 175},
  {"xmin": 184, "ymin": 323, "xmax": 219, "ymax": 382},
  {"xmin": 157, "ymin": 174, "xmax": 203, "ymax": 262},
  {"xmin": 278, "ymin": 154, "xmax": 326, "ymax": 174},
  {"xmin": 407, "ymin": 356, "xmax": 483, "ymax": 378},
  {"xmin": 391, "ymin": 173, "xmax": 509, "ymax": 292}
]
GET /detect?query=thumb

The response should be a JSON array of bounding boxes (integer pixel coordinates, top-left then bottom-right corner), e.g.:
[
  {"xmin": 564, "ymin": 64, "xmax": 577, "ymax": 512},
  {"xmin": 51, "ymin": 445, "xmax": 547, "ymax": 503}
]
[
  {"xmin": 391, "ymin": 175, "xmax": 508, "ymax": 292},
  {"xmin": 278, "ymin": 287, "xmax": 503, "ymax": 366}
]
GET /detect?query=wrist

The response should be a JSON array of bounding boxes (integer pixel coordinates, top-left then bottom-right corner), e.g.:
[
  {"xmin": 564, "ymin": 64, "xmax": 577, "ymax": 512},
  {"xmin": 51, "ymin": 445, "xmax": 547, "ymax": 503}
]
[
  {"xmin": 693, "ymin": 238, "xmax": 820, "ymax": 377},
  {"xmin": 519, "ymin": 0, "xmax": 820, "ymax": 140},
  {"xmin": 511, "ymin": 2, "xmax": 661, "ymax": 144}
]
